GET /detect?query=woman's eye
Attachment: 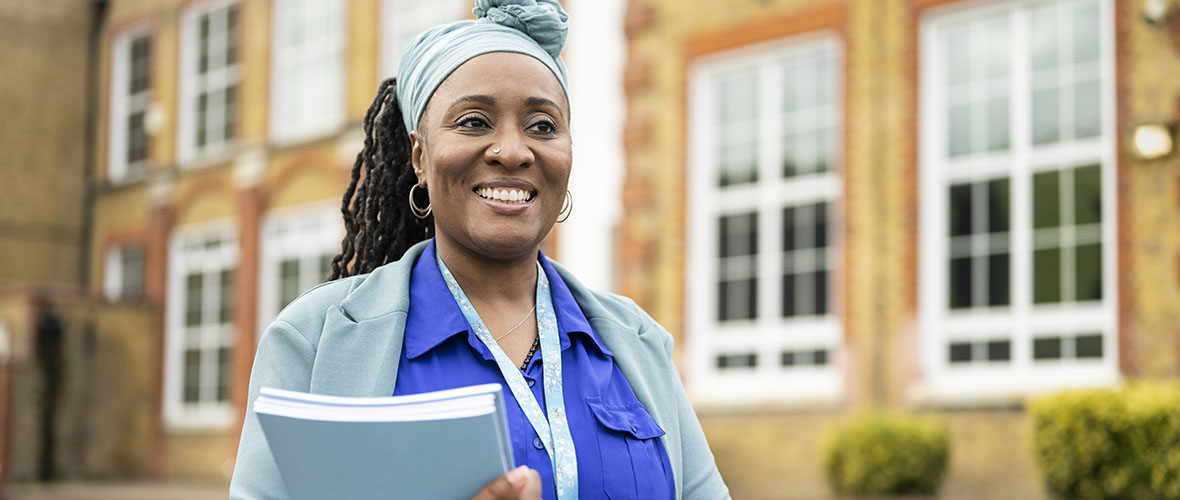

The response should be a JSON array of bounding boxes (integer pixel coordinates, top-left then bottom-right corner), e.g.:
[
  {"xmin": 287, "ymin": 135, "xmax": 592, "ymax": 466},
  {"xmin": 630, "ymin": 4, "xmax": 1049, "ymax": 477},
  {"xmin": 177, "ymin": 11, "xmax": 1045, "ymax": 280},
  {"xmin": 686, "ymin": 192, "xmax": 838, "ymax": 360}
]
[
  {"xmin": 458, "ymin": 115, "xmax": 490, "ymax": 129},
  {"xmin": 529, "ymin": 120, "xmax": 557, "ymax": 135}
]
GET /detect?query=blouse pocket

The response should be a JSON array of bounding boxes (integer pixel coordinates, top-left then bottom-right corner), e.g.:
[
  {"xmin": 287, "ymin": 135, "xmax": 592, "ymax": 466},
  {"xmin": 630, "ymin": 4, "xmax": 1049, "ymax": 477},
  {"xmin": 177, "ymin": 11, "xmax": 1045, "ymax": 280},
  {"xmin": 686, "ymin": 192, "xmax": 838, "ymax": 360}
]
[{"xmin": 586, "ymin": 397, "xmax": 672, "ymax": 500}]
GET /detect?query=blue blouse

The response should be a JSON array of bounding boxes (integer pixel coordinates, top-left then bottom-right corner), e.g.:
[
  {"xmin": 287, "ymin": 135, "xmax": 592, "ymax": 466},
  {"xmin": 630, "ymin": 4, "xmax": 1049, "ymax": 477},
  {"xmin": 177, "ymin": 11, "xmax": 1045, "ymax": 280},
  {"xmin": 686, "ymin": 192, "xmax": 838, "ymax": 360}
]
[{"xmin": 393, "ymin": 241, "xmax": 676, "ymax": 500}]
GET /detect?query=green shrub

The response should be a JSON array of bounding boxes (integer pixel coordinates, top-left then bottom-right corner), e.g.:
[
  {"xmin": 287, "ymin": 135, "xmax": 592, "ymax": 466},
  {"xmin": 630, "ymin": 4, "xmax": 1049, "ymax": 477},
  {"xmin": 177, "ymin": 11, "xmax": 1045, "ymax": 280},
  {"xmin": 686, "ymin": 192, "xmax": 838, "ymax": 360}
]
[
  {"xmin": 1030, "ymin": 382, "xmax": 1180, "ymax": 500},
  {"xmin": 823, "ymin": 413, "xmax": 950, "ymax": 497}
]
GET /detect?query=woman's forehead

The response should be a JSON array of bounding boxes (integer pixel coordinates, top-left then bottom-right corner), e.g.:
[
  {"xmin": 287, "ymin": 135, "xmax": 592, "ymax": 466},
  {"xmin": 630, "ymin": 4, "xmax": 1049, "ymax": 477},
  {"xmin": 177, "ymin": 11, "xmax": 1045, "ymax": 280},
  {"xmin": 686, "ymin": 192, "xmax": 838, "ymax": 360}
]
[{"xmin": 429, "ymin": 52, "xmax": 568, "ymax": 114}]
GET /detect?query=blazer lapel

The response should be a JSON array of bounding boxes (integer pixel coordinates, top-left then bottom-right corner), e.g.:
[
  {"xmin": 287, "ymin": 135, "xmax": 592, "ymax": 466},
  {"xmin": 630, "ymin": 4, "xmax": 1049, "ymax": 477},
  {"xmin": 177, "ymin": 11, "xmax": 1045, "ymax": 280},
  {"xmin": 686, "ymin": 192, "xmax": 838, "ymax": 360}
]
[{"xmin": 308, "ymin": 241, "xmax": 430, "ymax": 397}]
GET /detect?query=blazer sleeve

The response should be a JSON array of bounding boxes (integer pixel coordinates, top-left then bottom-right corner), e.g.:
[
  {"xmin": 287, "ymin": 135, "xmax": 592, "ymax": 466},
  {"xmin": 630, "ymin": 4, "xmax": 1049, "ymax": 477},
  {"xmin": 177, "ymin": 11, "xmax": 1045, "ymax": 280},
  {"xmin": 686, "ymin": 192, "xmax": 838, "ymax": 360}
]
[
  {"xmin": 228, "ymin": 319, "xmax": 317, "ymax": 500},
  {"xmin": 650, "ymin": 320, "xmax": 732, "ymax": 500}
]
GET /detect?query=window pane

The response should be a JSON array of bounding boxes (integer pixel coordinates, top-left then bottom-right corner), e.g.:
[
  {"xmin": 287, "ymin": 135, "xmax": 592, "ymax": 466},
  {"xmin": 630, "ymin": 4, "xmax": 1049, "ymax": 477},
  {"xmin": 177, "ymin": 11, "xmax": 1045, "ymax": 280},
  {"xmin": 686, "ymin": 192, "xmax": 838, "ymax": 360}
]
[
  {"xmin": 1033, "ymin": 336, "xmax": 1062, "ymax": 360},
  {"xmin": 224, "ymin": 84, "xmax": 237, "ymax": 142},
  {"xmin": 219, "ymin": 269, "xmax": 234, "ymax": 324},
  {"xmin": 949, "ymin": 342, "xmax": 972, "ymax": 363},
  {"xmin": 226, "ymin": 5, "xmax": 239, "ymax": 65},
  {"xmin": 198, "ymin": 15, "xmax": 210, "ymax": 73},
  {"xmin": 1073, "ymin": 79, "xmax": 1100, "ymax": 139},
  {"xmin": 780, "ymin": 351, "xmax": 795, "ymax": 366},
  {"xmin": 950, "ymin": 257, "xmax": 972, "ymax": 309},
  {"xmin": 1073, "ymin": 1, "xmax": 1100, "ymax": 64},
  {"xmin": 719, "ymin": 279, "xmax": 757, "ymax": 321},
  {"xmin": 987, "ymin": 178, "xmax": 1010, "ymax": 233},
  {"xmin": 988, "ymin": 253, "xmax": 1010, "ymax": 306},
  {"xmin": 183, "ymin": 349, "xmax": 202, "ymax": 402},
  {"xmin": 950, "ymin": 183, "xmax": 972, "ymax": 236},
  {"xmin": 814, "ymin": 270, "xmax": 828, "ymax": 316},
  {"xmin": 1075, "ymin": 333, "xmax": 1103, "ymax": 359},
  {"xmin": 319, "ymin": 254, "xmax": 333, "ymax": 282},
  {"xmin": 720, "ymin": 212, "xmax": 757, "ymax": 258},
  {"xmin": 814, "ymin": 349, "xmax": 829, "ymax": 365},
  {"xmin": 196, "ymin": 93, "xmax": 208, "ymax": 147},
  {"xmin": 121, "ymin": 247, "xmax": 145, "ymax": 300},
  {"xmin": 1074, "ymin": 164, "xmax": 1102, "ymax": 225},
  {"xmin": 986, "ymin": 97, "xmax": 1010, "ymax": 151},
  {"xmin": 127, "ymin": 111, "xmax": 147, "ymax": 164},
  {"xmin": 279, "ymin": 259, "xmax": 301, "ymax": 310},
  {"xmin": 782, "ymin": 206, "xmax": 796, "ymax": 251},
  {"xmin": 948, "ymin": 104, "xmax": 972, "ymax": 157},
  {"xmin": 1034, "ymin": 248, "xmax": 1062, "ymax": 304},
  {"xmin": 814, "ymin": 202, "xmax": 829, "ymax": 248},
  {"xmin": 717, "ymin": 353, "xmax": 757, "ymax": 369},
  {"xmin": 1030, "ymin": 5, "xmax": 1058, "ymax": 71},
  {"xmin": 1032, "ymin": 87, "xmax": 1060, "ymax": 145},
  {"xmin": 1033, "ymin": 170, "xmax": 1060, "ymax": 229},
  {"xmin": 185, "ymin": 273, "xmax": 203, "ymax": 326},
  {"xmin": 987, "ymin": 340, "xmax": 1010, "ymax": 361},
  {"xmin": 1075, "ymin": 243, "xmax": 1102, "ymax": 301},
  {"xmin": 781, "ymin": 273, "xmax": 795, "ymax": 317},
  {"xmin": 216, "ymin": 346, "xmax": 231, "ymax": 401}
]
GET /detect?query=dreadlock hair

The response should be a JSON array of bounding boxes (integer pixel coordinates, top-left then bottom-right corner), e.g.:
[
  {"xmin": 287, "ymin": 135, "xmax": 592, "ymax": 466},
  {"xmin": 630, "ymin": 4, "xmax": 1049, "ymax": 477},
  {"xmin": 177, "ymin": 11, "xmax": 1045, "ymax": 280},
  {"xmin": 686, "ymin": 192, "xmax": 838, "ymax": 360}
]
[{"xmin": 328, "ymin": 78, "xmax": 434, "ymax": 281}]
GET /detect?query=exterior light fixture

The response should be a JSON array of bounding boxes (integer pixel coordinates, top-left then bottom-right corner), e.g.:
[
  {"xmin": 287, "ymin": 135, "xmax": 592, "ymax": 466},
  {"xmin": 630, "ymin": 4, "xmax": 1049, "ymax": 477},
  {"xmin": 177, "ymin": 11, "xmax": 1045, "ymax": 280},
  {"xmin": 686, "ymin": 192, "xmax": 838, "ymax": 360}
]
[{"xmin": 1130, "ymin": 123, "xmax": 1175, "ymax": 160}]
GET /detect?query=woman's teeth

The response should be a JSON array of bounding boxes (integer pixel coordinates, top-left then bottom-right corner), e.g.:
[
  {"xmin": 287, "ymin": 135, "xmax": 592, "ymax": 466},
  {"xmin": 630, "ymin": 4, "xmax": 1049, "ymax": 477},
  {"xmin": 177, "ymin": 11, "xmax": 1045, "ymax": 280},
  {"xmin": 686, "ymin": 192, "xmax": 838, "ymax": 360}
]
[{"xmin": 476, "ymin": 187, "xmax": 534, "ymax": 204}]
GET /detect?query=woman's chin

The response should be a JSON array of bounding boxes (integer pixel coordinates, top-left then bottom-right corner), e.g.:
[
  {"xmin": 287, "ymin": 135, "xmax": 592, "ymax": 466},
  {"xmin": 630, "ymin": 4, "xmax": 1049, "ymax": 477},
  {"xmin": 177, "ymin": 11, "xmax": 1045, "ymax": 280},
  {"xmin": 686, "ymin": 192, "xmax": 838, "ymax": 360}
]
[{"xmin": 463, "ymin": 223, "xmax": 552, "ymax": 260}]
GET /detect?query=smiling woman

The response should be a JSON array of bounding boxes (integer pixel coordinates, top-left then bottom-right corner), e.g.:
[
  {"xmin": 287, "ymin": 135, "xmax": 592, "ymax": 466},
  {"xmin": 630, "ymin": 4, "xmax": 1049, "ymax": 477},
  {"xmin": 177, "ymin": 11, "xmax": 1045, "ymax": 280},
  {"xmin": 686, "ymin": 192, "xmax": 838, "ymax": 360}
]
[{"xmin": 229, "ymin": 1, "xmax": 730, "ymax": 500}]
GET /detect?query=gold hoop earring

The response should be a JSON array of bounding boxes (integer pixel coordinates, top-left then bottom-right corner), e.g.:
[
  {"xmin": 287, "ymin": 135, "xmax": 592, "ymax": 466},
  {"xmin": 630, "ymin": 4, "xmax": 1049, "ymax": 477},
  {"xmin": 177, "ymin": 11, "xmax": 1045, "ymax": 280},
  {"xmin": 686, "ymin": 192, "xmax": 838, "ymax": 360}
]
[
  {"xmin": 557, "ymin": 190, "xmax": 573, "ymax": 223},
  {"xmin": 409, "ymin": 183, "xmax": 432, "ymax": 219}
]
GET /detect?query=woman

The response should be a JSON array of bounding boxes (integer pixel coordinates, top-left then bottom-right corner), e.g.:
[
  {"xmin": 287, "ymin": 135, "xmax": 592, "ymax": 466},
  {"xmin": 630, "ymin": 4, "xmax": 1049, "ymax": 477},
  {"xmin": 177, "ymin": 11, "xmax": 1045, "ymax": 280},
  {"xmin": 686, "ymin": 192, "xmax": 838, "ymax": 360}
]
[{"xmin": 230, "ymin": 1, "xmax": 729, "ymax": 499}]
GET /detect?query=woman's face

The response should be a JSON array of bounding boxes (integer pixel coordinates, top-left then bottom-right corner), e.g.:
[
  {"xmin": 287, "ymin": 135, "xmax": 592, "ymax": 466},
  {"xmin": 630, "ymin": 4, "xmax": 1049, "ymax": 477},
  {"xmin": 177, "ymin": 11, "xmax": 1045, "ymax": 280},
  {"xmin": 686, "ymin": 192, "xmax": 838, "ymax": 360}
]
[{"xmin": 411, "ymin": 52, "xmax": 571, "ymax": 261}]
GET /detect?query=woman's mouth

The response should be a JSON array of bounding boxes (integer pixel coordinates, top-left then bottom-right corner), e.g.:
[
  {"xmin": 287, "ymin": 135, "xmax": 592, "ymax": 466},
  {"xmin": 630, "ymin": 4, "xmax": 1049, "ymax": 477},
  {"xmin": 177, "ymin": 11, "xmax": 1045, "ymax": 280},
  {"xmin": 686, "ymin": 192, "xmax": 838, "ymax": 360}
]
[{"xmin": 474, "ymin": 187, "xmax": 536, "ymax": 204}]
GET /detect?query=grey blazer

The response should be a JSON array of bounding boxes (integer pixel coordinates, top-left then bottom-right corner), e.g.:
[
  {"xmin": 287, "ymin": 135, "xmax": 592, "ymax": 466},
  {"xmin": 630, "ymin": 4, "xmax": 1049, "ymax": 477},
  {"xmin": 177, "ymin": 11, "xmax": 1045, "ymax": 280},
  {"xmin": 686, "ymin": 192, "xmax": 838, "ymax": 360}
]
[{"xmin": 229, "ymin": 240, "xmax": 730, "ymax": 500}]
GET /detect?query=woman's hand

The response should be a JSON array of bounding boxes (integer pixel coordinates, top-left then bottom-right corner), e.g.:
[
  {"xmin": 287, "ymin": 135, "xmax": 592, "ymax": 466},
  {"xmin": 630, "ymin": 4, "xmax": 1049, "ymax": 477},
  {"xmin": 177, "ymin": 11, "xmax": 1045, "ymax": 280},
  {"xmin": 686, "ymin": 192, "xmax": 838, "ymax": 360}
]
[{"xmin": 470, "ymin": 465, "xmax": 542, "ymax": 500}]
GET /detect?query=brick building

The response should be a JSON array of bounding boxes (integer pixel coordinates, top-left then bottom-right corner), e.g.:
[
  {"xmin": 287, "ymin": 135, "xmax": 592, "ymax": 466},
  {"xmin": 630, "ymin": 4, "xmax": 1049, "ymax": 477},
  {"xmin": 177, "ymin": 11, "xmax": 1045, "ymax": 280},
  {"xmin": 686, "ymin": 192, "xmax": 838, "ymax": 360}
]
[
  {"xmin": 618, "ymin": 0, "xmax": 1180, "ymax": 498},
  {"xmin": 3, "ymin": 0, "xmax": 627, "ymax": 485}
]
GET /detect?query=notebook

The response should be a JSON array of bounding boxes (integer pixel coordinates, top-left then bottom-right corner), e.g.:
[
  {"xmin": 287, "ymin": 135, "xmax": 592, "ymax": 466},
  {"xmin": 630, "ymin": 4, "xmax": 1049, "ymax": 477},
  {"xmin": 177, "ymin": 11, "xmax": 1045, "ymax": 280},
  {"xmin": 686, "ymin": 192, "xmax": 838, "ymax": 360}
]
[{"xmin": 254, "ymin": 383, "xmax": 514, "ymax": 500}]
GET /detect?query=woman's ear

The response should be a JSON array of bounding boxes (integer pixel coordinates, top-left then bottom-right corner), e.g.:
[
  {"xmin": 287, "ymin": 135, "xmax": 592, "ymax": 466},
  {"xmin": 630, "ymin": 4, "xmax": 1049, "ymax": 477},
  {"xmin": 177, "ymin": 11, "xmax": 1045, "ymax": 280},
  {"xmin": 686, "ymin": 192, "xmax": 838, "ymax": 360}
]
[{"xmin": 410, "ymin": 129, "xmax": 427, "ymax": 186}]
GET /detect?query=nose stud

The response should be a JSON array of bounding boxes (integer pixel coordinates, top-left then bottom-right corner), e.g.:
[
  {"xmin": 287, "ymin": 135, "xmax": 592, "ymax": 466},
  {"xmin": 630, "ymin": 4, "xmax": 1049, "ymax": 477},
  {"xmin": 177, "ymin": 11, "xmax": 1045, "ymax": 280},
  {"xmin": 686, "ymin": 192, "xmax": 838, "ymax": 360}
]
[{"xmin": 492, "ymin": 147, "xmax": 501, "ymax": 154}]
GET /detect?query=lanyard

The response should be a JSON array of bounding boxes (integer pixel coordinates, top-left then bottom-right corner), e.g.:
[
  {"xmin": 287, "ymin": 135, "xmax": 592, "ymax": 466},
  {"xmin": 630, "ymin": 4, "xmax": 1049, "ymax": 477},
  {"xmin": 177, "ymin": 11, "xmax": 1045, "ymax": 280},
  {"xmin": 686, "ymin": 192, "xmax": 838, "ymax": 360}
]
[{"xmin": 436, "ymin": 253, "xmax": 579, "ymax": 500}]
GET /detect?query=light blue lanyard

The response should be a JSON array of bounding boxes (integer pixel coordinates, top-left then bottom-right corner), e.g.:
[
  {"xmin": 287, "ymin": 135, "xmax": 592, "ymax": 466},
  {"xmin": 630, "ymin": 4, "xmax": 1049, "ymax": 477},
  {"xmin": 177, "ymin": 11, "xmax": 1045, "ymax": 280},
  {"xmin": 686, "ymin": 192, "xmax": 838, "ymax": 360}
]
[{"xmin": 436, "ymin": 253, "xmax": 579, "ymax": 500}]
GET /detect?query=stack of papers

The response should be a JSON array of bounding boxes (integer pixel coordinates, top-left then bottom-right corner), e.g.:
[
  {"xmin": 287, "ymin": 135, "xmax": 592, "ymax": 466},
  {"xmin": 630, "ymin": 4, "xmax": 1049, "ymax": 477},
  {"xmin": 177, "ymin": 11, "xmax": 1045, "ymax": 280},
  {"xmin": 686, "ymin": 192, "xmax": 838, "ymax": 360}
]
[{"xmin": 255, "ymin": 383, "xmax": 514, "ymax": 500}]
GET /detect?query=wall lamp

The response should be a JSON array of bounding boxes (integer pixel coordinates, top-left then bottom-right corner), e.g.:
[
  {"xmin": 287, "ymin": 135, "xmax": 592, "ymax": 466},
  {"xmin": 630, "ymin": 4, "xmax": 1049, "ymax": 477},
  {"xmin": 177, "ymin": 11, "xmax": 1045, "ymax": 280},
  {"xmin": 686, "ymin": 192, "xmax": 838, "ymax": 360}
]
[{"xmin": 1129, "ymin": 122, "xmax": 1176, "ymax": 160}]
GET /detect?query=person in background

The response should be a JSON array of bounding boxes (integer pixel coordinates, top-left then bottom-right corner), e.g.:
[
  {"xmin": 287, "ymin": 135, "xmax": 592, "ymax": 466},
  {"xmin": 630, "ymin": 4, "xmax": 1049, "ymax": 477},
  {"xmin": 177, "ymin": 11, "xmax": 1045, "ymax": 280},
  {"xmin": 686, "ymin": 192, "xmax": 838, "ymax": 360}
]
[{"xmin": 230, "ymin": 1, "xmax": 730, "ymax": 499}]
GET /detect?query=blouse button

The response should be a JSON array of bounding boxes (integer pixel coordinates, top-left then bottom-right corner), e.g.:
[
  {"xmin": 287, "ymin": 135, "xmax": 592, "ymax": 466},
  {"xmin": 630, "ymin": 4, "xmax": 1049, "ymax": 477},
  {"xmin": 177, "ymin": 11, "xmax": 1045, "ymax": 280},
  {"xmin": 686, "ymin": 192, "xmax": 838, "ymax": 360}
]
[
  {"xmin": 533, "ymin": 438, "xmax": 545, "ymax": 450},
  {"xmin": 527, "ymin": 379, "xmax": 536, "ymax": 387}
]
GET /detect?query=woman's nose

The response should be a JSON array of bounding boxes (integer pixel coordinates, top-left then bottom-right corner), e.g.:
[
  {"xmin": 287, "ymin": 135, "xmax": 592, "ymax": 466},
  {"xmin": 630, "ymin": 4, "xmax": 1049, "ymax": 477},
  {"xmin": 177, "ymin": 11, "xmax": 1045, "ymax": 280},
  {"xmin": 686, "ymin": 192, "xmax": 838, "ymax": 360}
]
[{"xmin": 485, "ymin": 130, "xmax": 534, "ymax": 168}]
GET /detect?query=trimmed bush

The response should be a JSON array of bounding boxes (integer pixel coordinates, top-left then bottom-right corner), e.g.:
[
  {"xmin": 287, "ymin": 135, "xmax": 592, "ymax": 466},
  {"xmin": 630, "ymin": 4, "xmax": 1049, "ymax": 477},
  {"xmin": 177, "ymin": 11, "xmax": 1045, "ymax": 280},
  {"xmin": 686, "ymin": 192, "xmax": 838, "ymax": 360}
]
[
  {"xmin": 1030, "ymin": 382, "xmax": 1180, "ymax": 500},
  {"xmin": 823, "ymin": 413, "xmax": 950, "ymax": 496}
]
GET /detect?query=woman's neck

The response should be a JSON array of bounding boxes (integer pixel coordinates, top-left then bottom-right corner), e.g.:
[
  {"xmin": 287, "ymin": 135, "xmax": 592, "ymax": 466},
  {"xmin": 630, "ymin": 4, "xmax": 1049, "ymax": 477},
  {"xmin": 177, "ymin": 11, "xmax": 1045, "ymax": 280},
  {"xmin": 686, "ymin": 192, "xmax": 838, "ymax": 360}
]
[{"xmin": 434, "ymin": 236, "xmax": 539, "ymax": 308}]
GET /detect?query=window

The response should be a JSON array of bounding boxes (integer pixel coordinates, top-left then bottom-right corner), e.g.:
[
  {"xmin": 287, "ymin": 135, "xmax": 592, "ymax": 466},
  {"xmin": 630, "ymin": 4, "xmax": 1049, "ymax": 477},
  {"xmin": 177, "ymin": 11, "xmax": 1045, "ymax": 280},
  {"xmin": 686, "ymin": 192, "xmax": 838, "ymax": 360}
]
[
  {"xmin": 258, "ymin": 204, "xmax": 342, "ymax": 337},
  {"xmin": 178, "ymin": 0, "xmax": 240, "ymax": 164},
  {"xmin": 380, "ymin": 0, "xmax": 468, "ymax": 79},
  {"xmin": 166, "ymin": 222, "xmax": 237, "ymax": 428},
  {"xmin": 104, "ymin": 244, "xmax": 145, "ymax": 302},
  {"xmin": 108, "ymin": 28, "xmax": 152, "ymax": 182},
  {"xmin": 919, "ymin": 0, "xmax": 1116, "ymax": 398},
  {"xmin": 270, "ymin": 0, "xmax": 346, "ymax": 143},
  {"xmin": 687, "ymin": 36, "xmax": 843, "ymax": 403}
]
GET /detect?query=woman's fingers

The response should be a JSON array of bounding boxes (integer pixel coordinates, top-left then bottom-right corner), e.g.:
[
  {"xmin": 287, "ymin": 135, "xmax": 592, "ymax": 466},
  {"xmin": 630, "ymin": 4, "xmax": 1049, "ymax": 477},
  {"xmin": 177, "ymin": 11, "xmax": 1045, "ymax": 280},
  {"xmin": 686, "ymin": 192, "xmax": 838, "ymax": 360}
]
[{"xmin": 469, "ymin": 466, "xmax": 541, "ymax": 500}]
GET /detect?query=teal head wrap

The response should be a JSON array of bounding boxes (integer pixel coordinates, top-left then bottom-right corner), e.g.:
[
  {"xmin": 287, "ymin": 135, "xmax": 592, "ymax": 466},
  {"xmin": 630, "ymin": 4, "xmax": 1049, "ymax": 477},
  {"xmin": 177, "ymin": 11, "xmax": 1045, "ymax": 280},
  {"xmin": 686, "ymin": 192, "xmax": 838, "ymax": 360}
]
[{"xmin": 395, "ymin": 0, "xmax": 570, "ymax": 133}]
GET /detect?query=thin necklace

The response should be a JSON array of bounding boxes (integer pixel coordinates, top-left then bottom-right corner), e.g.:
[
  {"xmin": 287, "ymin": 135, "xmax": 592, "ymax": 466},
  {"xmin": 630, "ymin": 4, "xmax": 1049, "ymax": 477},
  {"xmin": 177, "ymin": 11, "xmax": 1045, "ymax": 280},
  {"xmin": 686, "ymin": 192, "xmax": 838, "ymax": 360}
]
[{"xmin": 494, "ymin": 305, "xmax": 536, "ymax": 341}]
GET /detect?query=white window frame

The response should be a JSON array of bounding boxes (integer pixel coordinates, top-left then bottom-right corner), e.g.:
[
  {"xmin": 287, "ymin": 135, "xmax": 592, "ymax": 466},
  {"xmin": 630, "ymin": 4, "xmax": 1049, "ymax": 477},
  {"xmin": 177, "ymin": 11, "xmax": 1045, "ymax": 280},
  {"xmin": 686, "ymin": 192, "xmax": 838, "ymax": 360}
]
[
  {"xmin": 103, "ymin": 243, "xmax": 145, "ymax": 302},
  {"xmin": 269, "ymin": 0, "xmax": 348, "ymax": 144},
  {"xmin": 257, "ymin": 202, "xmax": 344, "ymax": 340},
  {"xmin": 108, "ymin": 23, "xmax": 153, "ymax": 183},
  {"xmin": 177, "ymin": 0, "xmax": 240, "ymax": 166},
  {"xmin": 165, "ymin": 219, "xmax": 238, "ymax": 429},
  {"xmin": 379, "ymin": 0, "xmax": 468, "ymax": 80},
  {"xmin": 918, "ymin": 0, "xmax": 1118, "ymax": 402},
  {"xmin": 686, "ymin": 34, "xmax": 845, "ymax": 406}
]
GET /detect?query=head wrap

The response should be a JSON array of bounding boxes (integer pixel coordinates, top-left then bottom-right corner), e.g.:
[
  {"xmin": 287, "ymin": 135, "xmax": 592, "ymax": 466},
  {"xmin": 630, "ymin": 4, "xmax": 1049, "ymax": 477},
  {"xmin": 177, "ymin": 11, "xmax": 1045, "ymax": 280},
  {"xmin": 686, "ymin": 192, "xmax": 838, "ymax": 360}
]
[{"xmin": 395, "ymin": 0, "xmax": 570, "ymax": 133}]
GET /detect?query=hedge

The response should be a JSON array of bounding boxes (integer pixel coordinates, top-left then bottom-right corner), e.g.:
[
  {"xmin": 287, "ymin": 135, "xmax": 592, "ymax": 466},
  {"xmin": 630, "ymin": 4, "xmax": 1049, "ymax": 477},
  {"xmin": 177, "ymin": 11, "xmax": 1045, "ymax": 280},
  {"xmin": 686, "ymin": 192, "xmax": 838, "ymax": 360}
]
[
  {"xmin": 1030, "ymin": 382, "xmax": 1180, "ymax": 500},
  {"xmin": 823, "ymin": 413, "xmax": 950, "ymax": 497}
]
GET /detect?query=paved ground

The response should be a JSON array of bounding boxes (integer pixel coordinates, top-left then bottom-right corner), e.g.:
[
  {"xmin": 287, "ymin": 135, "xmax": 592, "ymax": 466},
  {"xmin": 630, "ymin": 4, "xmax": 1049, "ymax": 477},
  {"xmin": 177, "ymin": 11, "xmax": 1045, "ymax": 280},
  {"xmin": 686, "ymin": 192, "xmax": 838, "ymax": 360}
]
[{"xmin": 0, "ymin": 482, "xmax": 226, "ymax": 500}]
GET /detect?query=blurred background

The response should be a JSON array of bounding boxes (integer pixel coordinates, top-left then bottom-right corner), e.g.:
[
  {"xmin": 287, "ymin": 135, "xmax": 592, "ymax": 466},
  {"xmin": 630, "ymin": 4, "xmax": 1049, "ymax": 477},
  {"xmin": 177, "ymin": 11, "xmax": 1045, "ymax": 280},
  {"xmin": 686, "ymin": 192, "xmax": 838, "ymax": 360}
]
[{"xmin": 1, "ymin": 0, "xmax": 1179, "ymax": 499}]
